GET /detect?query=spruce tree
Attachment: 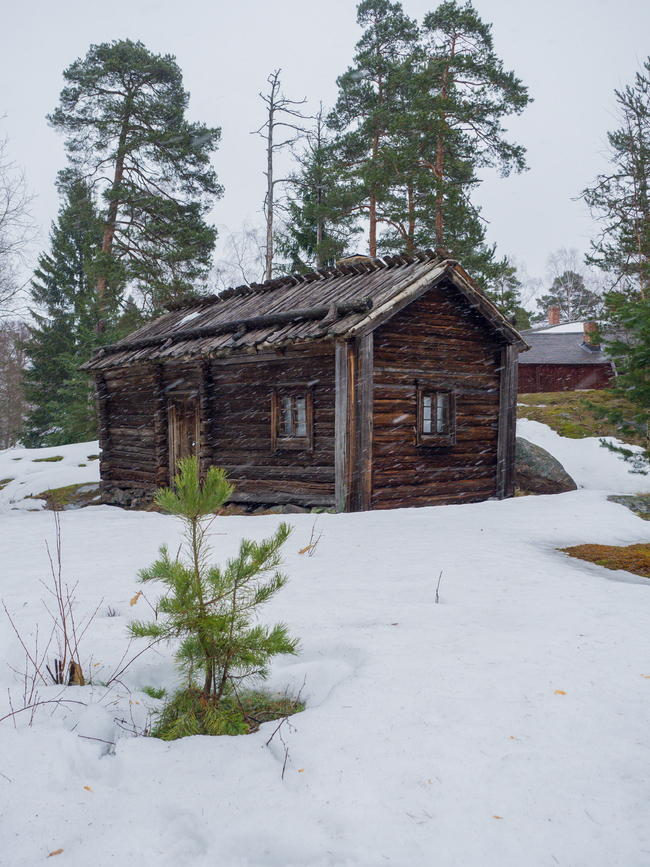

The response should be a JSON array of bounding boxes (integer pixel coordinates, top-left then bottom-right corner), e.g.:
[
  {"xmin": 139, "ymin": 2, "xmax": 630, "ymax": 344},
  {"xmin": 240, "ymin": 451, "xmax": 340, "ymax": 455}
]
[
  {"xmin": 277, "ymin": 109, "xmax": 360, "ymax": 271},
  {"xmin": 48, "ymin": 39, "xmax": 222, "ymax": 318},
  {"xmin": 583, "ymin": 58, "xmax": 650, "ymax": 297},
  {"xmin": 22, "ymin": 175, "xmax": 114, "ymax": 446},
  {"xmin": 484, "ymin": 258, "xmax": 530, "ymax": 328},
  {"xmin": 582, "ymin": 59, "xmax": 650, "ymax": 471}
]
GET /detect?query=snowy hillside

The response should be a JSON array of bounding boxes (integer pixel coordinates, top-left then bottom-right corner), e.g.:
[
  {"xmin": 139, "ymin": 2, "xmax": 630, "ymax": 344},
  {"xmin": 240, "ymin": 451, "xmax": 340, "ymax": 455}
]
[{"xmin": 1, "ymin": 425, "xmax": 650, "ymax": 866}]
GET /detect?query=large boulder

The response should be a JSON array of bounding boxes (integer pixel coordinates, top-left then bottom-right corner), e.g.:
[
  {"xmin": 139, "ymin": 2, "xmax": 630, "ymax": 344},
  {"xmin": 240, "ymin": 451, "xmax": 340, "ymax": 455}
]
[{"xmin": 515, "ymin": 437, "xmax": 578, "ymax": 495}]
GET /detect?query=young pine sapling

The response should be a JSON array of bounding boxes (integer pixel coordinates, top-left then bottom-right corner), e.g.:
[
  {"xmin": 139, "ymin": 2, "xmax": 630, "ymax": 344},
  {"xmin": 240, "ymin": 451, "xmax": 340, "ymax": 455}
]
[{"xmin": 129, "ymin": 457, "xmax": 300, "ymax": 738}]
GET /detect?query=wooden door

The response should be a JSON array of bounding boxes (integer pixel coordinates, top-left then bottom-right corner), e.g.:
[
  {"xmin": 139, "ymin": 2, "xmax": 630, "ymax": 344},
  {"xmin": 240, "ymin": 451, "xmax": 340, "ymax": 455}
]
[{"xmin": 168, "ymin": 401, "xmax": 200, "ymax": 480}]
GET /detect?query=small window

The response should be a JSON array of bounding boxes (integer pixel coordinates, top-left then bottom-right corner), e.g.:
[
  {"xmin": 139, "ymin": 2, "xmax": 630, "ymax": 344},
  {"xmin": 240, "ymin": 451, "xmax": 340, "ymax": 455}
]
[
  {"xmin": 272, "ymin": 391, "xmax": 313, "ymax": 452},
  {"xmin": 417, "ymin": 386, "xmax": 456, "ymax": 446}
]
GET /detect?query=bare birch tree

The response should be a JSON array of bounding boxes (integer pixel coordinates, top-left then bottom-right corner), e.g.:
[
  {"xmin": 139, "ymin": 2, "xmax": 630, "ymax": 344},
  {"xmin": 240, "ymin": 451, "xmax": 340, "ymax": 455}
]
[
  {"xmin": 0, "ymin": 134, "xmax": 38, "ymax": 318},
  {"xmin": 251, "ymin": 70, "xmax": 309, "ymax": 281}
]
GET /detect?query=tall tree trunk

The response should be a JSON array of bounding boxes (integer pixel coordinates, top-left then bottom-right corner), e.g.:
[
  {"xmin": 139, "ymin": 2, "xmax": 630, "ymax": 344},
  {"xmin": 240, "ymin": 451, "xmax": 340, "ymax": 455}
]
[
  {"xmin": 368, "ymin": 67, "xmax": 384, "ymax": 258},
  {"xmin": 369, "ymin": 191, "xmax": 377, "ymax": 257},
  {"xmin": 264, "ymin": 97, "xmax": 275, "ymax": 282},
  {"xmin": 434, "ymin": 39, "xmax": 455, "ymax": 248},
  {"xmin": 316, "ymin": 182, "xmax": 323, "ymax": 268},
  {"xmin": 96, "ymin": 111, "xmax": 130, "ymax": 324}
]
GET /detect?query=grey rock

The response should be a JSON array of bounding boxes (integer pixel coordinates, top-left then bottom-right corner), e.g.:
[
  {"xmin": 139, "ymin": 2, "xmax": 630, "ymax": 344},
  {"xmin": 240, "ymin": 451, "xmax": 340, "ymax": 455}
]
[
  {"xmin": 515, "ymin": 437, "xmax": 577, "ymax": 495},
  {"xmin": 111, "ymin": 489, "xmax": 130, "ymax": 505},
  {"xmin": 76, "ymin": 483, "xmax": 100, "ymax": 494},
  {"xmin": 281, "ymin": 504, "xmax": 311, "ymax": 514},
  {"xmin": 608, "ymin": 494, "xmax": 650, "ymax": 521}
]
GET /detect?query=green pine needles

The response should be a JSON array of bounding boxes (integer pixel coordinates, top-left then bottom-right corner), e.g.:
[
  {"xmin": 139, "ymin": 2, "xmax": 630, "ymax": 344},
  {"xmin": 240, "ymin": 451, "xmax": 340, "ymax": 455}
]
[{"xmin": 129, "ymin": 457, "xmax": 300, "ymax": 739}]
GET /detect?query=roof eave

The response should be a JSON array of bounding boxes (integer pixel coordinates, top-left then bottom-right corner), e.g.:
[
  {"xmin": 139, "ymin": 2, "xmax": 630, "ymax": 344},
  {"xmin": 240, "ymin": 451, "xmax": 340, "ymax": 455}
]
[{"xmin": 341, "ymin": 260, "xmax": 530, "ymax": 350}]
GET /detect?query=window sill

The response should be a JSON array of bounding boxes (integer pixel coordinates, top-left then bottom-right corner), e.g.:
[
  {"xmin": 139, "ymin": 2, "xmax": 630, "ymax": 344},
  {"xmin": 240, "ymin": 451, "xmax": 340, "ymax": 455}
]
[
  {"xmin": 417, "ymin": 435, "xmax": 455, "ymax": 448},
  {"xmin": 274, "ymin": 437, "xmax": 312, "ymax": 452}
]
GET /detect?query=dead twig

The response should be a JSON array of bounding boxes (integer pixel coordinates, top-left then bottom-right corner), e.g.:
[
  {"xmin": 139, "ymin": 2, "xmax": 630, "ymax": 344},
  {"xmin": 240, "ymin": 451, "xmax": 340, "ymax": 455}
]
[
  {"xmin": 299, "ymin": 518, "xmax": 323, "ymax": 557},
  {"xmin": 435, "ymin": 571, "xmax": 443, "ymax": 604},
  {"xmin": 0, "ymin": 696, "xmax": 87, "ymax": 725},
  {"xmin": 102, "ymin": 638, "xmax": 164, "ymax": 689}
]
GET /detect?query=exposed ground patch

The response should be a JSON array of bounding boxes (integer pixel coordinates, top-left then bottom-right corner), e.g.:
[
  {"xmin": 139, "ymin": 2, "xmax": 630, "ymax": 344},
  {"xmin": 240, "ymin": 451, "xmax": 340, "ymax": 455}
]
[
  {"xmin": 32, "ymin": 482, "xmax": 101, "ymax": 510},
  {"xmin": 559, "ymin": 542, "xmax": 650, "ymax": 578},
  {"xmin": 518, "ymin": 390, "xmax": 646, "ymax": 445}
]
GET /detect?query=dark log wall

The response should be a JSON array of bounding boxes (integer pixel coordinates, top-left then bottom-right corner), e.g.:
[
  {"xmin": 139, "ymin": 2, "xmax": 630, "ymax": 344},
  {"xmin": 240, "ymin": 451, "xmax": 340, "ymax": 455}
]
[
  {"xmin": 518, "ymin": 363, "xmax": 614, "ymax": 393},
  {"xmin": 97, "ymin": 284, "xmax": 515, "ymax": 511},
  {"xmin": 371, "ymin": 283, "xmax": 504, "ymax": 509},
  {"xmin": 208, "ymin": 347, "xmax": 336, "ymax": 507},
  {"xmin": 98, "ymin": 366, "xmax": 161, "ymax": 490}
]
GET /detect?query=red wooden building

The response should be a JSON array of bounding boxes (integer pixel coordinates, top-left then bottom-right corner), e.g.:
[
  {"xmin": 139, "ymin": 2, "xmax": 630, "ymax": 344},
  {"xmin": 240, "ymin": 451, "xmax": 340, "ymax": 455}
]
[{"xmin": 518, "ymin": 324, "xmax": 615, "ymax": 393}]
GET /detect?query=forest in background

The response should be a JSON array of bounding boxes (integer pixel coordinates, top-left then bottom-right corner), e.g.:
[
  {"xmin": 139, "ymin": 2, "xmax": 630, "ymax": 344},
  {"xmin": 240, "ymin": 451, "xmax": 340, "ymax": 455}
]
[{"xmin": 0, "ymin": 0, "xmax": 647, "ymax": 463}]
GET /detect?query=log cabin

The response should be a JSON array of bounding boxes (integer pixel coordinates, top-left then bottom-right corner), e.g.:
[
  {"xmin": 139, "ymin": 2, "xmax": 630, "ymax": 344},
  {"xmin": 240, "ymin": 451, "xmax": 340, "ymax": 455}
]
[{"xmin": 82, "ymin": 250, "xmax": 529, "ymax": 511}]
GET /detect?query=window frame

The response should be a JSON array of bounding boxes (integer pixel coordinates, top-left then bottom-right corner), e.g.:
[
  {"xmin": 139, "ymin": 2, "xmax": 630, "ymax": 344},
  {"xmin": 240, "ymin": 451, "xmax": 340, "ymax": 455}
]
[
  {"xmin": 271, "ymin": 389, "xmax": 314, "ymax": 453},
  {"xmin": 416, "ymin": 384, "xmax": 456, "ymax": 447}
]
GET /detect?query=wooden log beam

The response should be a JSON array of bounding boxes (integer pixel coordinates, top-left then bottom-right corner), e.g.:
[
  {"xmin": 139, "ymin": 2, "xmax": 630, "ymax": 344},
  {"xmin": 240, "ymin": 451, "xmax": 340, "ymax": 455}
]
[
  {"xmin": 198, "ymin": 360, "xmax": 213, "ymax": 478},
  {"xmin": 153, "ymin": 364, "xmax": 169, "ymax": 489},
  {"xmin": 95, "ymin": 372, "xmax": 111, "ymax": 484},
  {"xmin": 334, "ymin": 341, "xmax": 350, "ymax": 513},
  {"xmin": 496, "ymin": 345, "xmax": 518, "ymax": 499}
]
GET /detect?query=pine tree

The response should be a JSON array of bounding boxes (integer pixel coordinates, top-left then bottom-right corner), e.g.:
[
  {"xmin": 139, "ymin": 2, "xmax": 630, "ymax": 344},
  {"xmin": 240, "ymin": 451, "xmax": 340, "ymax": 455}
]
[
  {"xmin": 417, "ymin": 2, "xmax": 529, "ymax": 242},
  {"xmin": 22, "ymin": 175, "xmax": 113, "ymax": 446},
  {"xmin": 328, "ymin": 0, "xmax": 419, "ymax": 257},
  {"xmin": 129, "ymin": 457, "xmax": 300, "ymax": 739},
  {"xmin": 532, "ymin": 271, "xmax": 603, "ymax": 324},
  {"xmin": 48, "ymin": 39, "xmax": 222, "ymax": 318},
  {"xmin": 322, "ymin": 1, "xmax": 530, "ymax": 288}
]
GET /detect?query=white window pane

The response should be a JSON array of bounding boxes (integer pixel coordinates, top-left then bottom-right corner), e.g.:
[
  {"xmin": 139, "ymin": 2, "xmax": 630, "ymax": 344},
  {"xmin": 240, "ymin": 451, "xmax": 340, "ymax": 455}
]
[
  {"xmin": 422, "ymin": 395, "xmax": 432, "ymax": 434},
  {"xmin": 436, "ymin": 393, "xmax": 449, "ymax": 434},
  {"xmin": 281, "ymin": 397, "xmax": 293, "ymax": 436},
  {"xmin": 296, "ymin": 398, "xmax": 307, "ymax": 436}
]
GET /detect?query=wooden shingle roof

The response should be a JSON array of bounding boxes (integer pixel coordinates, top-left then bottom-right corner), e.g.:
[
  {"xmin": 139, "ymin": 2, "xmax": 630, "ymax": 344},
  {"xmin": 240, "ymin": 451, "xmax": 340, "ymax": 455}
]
[{"xmin": 83, "ymin": 250, "xmax": 529, "ymax": 371}]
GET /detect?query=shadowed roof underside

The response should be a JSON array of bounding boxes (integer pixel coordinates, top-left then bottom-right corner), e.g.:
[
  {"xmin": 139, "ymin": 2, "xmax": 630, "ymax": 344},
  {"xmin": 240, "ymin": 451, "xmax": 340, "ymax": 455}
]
[{"xmin": 83, "ymin": 250, "xmax": 529, "ymax": 371}]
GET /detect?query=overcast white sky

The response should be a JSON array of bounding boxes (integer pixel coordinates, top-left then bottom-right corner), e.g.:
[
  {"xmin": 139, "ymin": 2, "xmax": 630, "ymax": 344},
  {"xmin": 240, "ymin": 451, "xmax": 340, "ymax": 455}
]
[{"xmin": 2, "ymin": 0, "xmax": 650, "ymax": 289}]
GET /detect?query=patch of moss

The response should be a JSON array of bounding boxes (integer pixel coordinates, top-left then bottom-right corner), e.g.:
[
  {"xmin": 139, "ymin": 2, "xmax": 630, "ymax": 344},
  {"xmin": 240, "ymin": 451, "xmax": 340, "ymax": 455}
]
[
  {"xmin": 140, "ymin": 685, "xmax": 166, "ymax": 700},
  {"xmin": 559, "ymin": 542, "xmax": 650, "ymax": 578},
  {"xmin": 33, "ymin": 483, "xmax": 101, "ymax": 510},
  {"xmin": 0, "ymin": 478, "xmax": 13, "ymax": 490},
  {"xmin": 87, "ymin": 454, "xmax": 100, "ymax": 461},
  {"xmin": 151, "ymin": 686, "xmax": 304, "ymax": 740},
  {"xmin": 32, "ymin": 455, "xmax": 64, "ymax": 463},
  {"xmin": 518, "ymin": 390, "xmax": 647, "ymax": 446},
  {"xmin": 237, "ymin": 690, "xmax": 306, "ymax": 733}
]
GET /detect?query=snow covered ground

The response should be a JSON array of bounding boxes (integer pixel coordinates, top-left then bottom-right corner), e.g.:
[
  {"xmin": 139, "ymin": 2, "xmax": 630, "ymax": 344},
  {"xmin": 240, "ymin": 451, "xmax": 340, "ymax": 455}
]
[{"xmin": 1, "ymin": 424, "xmax": 650, "ymax": 866}]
